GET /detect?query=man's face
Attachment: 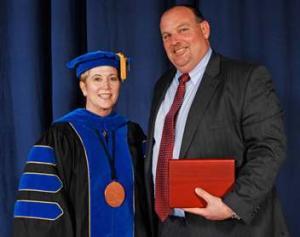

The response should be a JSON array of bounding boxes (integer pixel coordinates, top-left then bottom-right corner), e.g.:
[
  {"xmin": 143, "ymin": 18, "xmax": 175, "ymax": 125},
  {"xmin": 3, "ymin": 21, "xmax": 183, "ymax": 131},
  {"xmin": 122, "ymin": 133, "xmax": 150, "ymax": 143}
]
[{"xmin": 160, "ymin": 7, "xmax": 210, "ymax": 73}]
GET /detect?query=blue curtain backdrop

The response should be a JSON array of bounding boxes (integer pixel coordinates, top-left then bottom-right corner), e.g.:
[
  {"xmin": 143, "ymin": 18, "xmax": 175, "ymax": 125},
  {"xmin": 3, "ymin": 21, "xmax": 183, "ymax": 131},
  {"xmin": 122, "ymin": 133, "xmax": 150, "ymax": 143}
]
[{"xmin": 0, "ymin": 0, "xmax": 299, "ymax": 236}]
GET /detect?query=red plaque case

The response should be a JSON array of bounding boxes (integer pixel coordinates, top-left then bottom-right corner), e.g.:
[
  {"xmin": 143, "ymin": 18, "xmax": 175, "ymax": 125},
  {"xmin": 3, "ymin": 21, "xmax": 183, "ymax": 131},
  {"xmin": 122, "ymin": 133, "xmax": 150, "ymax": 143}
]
[{"xmin": 169, "ymin": 159, "xmax": 235, "ymax": 208}]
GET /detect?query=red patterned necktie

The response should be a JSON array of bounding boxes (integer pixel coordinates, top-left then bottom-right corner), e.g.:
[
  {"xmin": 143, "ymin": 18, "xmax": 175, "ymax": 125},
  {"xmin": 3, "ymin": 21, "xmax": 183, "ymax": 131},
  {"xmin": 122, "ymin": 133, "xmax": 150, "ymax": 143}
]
[{"xmin": 155, "ymin": 73, "xmax": 190, "ymax": 221}]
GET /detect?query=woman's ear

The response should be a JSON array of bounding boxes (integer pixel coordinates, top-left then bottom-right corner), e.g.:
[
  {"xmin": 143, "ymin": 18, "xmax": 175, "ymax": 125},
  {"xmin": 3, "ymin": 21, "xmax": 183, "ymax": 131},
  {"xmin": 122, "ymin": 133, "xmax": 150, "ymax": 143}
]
[{"xmin": 79, "ymin": 81, "xmax": 87, "ymax": 97}]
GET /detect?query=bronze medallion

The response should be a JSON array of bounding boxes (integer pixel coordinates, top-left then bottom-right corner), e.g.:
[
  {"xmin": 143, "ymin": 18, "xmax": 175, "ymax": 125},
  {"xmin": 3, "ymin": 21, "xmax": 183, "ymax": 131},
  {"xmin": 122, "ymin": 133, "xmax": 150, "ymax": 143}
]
[{"xmin": 104, "ymin": 181, "xmax": 125, "ymax": 207}]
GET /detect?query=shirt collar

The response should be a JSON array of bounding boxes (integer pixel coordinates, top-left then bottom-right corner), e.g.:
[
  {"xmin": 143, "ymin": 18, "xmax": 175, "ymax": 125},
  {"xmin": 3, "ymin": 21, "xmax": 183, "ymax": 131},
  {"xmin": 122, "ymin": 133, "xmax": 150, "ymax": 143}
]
[{"xmin": 175, "ymin": 47, "xmax": 212, "ymax": 85}]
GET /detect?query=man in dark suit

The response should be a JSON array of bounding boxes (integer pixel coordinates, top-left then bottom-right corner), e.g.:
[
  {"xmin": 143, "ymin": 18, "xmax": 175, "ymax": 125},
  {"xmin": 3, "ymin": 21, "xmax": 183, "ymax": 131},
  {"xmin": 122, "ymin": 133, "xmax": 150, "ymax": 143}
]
[{"xmin": 145, "ymin": 5, "xmax": 289, "ymax": 237}]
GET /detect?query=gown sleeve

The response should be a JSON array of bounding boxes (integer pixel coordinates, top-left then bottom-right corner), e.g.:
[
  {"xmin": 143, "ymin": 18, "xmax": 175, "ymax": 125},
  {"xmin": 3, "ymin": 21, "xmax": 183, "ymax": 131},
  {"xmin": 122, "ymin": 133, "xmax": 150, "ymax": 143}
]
[{"xmin": 12, "ymin": 122, "xmax": 83, "ymax": 237}]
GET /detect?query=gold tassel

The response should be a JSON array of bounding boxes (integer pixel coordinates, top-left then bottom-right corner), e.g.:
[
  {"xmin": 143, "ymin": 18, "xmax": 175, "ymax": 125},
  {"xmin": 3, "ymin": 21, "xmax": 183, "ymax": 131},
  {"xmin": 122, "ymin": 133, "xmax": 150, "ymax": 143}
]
[{"xmin": 116, "ymin": 52, "xmax": 128, "ymax": 81}]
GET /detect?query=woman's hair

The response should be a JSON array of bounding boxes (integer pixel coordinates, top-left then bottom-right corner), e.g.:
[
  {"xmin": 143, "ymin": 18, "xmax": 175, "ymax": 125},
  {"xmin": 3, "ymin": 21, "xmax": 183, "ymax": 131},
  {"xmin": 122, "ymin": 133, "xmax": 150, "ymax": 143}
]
[
  {"xmin": 80, "ymin": 70, "xmax": 89, "ymax": 82},
  {"xmin": 79, "ymin": 68, "xmax": 121, "ymax": 82}
]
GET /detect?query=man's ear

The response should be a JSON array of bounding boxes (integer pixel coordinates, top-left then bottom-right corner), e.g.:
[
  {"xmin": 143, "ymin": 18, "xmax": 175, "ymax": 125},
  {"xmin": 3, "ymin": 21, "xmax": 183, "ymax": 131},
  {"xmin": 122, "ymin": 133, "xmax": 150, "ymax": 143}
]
[{"xmin": 200, "ymin": 20, "xmax": 210, "ymax": 39}]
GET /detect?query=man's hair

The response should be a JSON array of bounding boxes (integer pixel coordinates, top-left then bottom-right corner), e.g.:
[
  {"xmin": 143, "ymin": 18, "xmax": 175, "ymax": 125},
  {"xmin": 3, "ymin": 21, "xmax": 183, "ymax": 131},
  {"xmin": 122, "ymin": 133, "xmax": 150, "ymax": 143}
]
[{"xmin": 164, "ymin": 4, "xmax": 205, "ymax": 22}]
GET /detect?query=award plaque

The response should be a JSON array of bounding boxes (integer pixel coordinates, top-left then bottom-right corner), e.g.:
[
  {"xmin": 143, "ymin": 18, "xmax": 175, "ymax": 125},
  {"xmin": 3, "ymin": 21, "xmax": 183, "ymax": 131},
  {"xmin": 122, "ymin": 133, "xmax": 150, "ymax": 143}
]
[
  {"xmin": 169, "ymin": 158, "xmax": 235, "ymax": 208},
  {"xmin": 104, "ymin": 181, "xmax": 125, "ymax": 207}
]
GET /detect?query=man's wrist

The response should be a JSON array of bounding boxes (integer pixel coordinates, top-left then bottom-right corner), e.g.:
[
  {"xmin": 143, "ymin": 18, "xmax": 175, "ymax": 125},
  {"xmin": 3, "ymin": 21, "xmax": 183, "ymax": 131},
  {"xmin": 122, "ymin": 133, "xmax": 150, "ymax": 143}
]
[{"xmin": 231, "ymin": 211, "xmax": 241, "ymax": 220}]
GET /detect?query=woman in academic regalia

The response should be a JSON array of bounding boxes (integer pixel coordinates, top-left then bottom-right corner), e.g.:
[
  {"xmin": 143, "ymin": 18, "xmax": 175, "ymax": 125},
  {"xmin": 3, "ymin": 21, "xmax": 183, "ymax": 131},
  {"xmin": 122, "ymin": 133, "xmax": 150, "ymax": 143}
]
[{"xmin": 13, "ymin": 50, "xmax": 150, "ymax": 237}]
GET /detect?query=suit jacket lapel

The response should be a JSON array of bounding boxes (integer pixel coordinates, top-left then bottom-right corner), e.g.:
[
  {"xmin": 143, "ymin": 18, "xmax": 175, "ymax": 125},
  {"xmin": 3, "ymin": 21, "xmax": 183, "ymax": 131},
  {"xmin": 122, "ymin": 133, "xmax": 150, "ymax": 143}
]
[
  {"xmin": 180, "ymin": 53, "xmax": 222, "ymax": 157},
  {"xmin": 145, "ymin": 69, "xmax": 176, "ymax": 174},
  {"xmin": 150, "ymin": 69, "xmax": 176, "ymax": 132},
  {"xmin": 144, "ymin": 69, "xmax": 175, "ymax": 225}
]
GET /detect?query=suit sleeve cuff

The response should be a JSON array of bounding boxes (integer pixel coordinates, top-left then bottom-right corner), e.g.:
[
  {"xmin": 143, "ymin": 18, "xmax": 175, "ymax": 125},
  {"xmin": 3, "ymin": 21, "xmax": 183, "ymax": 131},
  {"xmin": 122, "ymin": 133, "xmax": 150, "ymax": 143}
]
[{"xmin": 223, "ymin": 191, "xmax": 259, "ymax": 224}]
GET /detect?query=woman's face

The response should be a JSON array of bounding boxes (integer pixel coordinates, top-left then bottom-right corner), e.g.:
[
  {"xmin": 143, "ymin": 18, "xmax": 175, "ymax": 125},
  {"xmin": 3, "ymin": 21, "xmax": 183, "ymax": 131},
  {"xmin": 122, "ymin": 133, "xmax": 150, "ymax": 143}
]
[{"xmin": 80, "ymin": 66, "xmax": 121, "ymax": 117}]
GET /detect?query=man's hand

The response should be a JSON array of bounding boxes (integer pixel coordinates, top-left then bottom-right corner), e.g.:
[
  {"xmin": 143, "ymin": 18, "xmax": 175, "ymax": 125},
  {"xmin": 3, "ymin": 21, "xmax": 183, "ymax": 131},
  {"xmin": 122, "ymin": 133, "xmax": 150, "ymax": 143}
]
[{"xmin": 183, "ymin": 187, "xmax": 235, "ymax": 221}]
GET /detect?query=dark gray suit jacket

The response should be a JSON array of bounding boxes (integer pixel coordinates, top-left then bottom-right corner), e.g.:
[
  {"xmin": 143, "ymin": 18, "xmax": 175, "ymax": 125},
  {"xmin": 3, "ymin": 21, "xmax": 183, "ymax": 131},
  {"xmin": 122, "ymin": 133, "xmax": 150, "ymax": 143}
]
[{"xmin": 145, "ymin": 52, "xmax": 289, "ymax": 237}]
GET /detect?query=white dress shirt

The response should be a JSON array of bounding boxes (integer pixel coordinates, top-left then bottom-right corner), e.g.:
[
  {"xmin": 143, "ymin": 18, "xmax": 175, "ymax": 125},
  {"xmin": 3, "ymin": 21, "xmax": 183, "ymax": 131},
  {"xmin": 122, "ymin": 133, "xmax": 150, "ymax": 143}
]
[{"xmin": 152, "ymin": 48, "xmax": 212, "ymax": 217}]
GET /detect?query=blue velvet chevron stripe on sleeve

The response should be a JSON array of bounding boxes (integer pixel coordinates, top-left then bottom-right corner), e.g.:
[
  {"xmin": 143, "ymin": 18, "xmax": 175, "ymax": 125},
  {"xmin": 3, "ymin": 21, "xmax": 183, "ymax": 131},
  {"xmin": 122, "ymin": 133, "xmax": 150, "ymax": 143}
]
[
  {"xmin": 26, "ymin": 145, "xmax": 56, "ymax": 165},
  {"xmin": 18, "ymin": 173, "xmax": 62, "ymax": 193},
  {"xmin": 14, "ymin": 200, "xmax": 63, "ymax": 220}
]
